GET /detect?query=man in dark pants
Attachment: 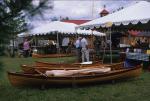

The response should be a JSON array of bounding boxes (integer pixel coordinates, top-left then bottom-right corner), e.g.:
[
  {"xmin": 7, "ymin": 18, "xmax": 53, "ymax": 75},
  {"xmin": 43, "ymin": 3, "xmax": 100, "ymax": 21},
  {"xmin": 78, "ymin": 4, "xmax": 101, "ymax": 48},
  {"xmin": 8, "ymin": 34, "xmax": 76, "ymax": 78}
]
[
  {"xmin": 75, "ymin": 37, "xmax": 82, "ymax": 62},
  {"xmin": 93, "ymin": 37, "xmax": 101, "ymax": 60}
]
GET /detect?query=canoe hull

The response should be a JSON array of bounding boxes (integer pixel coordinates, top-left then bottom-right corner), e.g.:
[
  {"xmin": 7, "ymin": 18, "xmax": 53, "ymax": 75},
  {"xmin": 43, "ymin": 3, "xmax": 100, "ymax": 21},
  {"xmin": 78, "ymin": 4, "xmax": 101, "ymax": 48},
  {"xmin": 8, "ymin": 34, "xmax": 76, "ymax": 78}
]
[{"xmin": 8, "ymin": 66, "xmax": 142, "ymax": 87}]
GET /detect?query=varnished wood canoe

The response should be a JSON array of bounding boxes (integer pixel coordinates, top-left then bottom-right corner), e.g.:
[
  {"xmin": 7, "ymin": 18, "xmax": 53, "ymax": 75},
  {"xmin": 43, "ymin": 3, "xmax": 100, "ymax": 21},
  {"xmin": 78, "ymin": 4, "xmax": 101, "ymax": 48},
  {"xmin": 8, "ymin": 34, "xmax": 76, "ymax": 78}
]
[
  {"xmin": 34, "ymin": 61, "xmax": 101, "ymax": 67},
  {"xmin": 32, "ymin": 53, "xmax": 74, "ymax": 58},
  {"xmin": 7, "ymin": 64, "xmax": 142, "ymax": 87},
  {"xmin": 21, "ymin": 61, "xmax": 118, "ymax": 74},
  {"xmin": 35, "ymin": 61, "xmax": 123, "ymax": 69},
  {"xmin": 21, "ymin": 61, "xmax": 106, "ymax": 73},
  {"xmin": 21, "ymin": 63, "xmax": 113, "ymax": 74}
]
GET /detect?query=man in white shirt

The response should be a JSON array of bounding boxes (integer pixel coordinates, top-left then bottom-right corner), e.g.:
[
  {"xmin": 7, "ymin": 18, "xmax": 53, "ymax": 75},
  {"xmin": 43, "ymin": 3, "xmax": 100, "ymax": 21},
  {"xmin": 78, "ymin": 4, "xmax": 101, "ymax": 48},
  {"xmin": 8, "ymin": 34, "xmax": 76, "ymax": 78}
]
[
  {"xmin": 81, "ymin": 37, "xmax": 89, "ymax": 62},
  {"xmin": 75, "ymin": 37, "xmax": 82, "ymax": 62},
  {"xmin": 62, "ymin": 37, "xmax": 69, "ymax": 53}
]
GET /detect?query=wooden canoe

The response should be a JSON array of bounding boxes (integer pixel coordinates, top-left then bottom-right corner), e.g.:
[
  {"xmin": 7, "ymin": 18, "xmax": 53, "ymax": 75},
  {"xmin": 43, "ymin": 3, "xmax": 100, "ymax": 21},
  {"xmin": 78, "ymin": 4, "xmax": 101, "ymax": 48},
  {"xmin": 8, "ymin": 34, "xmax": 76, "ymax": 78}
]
[
  {"xmin": 32, "ymin": 53, "xmax": 74, "ymax": 58},
  {"xmin": 21, "ymin": 61, "xmax": 118, "ymax": 74},
  {"xmin": 7, "ymin": 65, "xmax": 142, "ymax": 87},
  {"xmin": 21, "ymin": 63, "xmax": 114, "ymax": 74},
  {"xmin": 34, "ymin": 61, "xmax": 101, "ymax": 67}
]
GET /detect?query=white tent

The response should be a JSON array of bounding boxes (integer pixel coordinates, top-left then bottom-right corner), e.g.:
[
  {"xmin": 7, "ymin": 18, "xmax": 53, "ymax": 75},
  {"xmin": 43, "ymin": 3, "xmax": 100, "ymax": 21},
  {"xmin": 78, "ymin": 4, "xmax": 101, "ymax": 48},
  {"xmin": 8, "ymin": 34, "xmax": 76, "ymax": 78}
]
[
  {"xmin": 30, "ymin": 21, "xmax": 76, "ymax": 35},
  {"xmin": 18, "ymin": 21, "xmax": 105, "ymax": 37},
  {"xmin": 78, "ymin": 1, "xmax": 150, "ymax": 29}
]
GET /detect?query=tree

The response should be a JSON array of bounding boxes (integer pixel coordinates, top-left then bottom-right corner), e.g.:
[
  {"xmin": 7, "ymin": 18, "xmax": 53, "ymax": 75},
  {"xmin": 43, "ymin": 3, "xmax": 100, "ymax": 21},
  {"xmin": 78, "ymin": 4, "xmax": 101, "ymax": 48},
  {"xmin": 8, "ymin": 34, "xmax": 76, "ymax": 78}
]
[
  {"xmin": 0, "ymin": 0, "xmax": 53, "ymax": 56},
  {"xmin": 62, "ymin": 17, "xmax": 69, "ymax": 20},
  {"xmin": 51, "ymin": 17, "xmax": 58, "ymax": 21},
  {"xmin": 59, "ymin": 16, "xmax": 70, "ymax": 21}
]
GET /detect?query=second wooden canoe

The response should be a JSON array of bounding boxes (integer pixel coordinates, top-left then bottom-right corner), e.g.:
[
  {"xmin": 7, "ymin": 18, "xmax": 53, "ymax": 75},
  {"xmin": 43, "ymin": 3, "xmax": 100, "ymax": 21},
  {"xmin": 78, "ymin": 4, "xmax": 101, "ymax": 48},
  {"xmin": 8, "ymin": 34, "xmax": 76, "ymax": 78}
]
[
  {"xmin": 32, "ymin": 53, "xmax": 74, "ymax": 58},
  {"xmin": 21, "ymin": 62, "xmax": 124, "ymax": 74},
  {"xmin": 34, "ymin": 61, "xmax": 103, "ymax": 67}
]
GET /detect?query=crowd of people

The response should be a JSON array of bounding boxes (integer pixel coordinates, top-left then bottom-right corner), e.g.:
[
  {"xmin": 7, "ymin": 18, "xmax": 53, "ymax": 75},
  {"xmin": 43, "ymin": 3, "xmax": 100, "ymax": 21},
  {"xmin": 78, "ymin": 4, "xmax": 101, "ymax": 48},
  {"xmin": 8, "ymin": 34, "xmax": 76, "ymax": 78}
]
[
  {"xmin": 74, "ymin": 36, "xmax": 108, "ymax": 63},
  {"xmin": 17, "ymin": 37, "xmax": 105, "ymax": 62},
  {"xmin": 18, "ymin": 36, "xmax": 149, "ymax": 60}
]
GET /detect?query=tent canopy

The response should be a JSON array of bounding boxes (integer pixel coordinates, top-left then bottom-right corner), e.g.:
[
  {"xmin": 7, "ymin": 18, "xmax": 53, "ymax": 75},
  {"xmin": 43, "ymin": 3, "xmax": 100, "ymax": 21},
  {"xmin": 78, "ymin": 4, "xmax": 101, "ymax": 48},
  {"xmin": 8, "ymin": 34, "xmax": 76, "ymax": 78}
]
[
  {"xmin": 78, "ymin": 1, "xmax": 150, "ymax": 29},
  {"xmin": 18, "ymin": 21, "xmax": 105, "ymax": 37}
]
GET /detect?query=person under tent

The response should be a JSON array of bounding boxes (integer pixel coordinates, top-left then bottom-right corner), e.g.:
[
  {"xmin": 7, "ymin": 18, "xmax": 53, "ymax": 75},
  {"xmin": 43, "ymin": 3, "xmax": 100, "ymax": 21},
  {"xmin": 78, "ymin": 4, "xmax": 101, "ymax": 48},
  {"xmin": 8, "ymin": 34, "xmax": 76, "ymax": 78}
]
[
  {"xmin": 93, "ymin": 36, "xmax": 101, "ymax": 60},
  {"xmin": 74, "ymin": 37, "xmax": 82, "ymax": 62},
  {"xmin": 61, "ymin": 37, "xmax": 70, "ymax": 53},
  {"xmin": 81, "ymin": 37, "xmax": 89, "ymax": 62},
  {"xmin": 23, "ymin": 38, "xmax": 31, "ymax": 57}
]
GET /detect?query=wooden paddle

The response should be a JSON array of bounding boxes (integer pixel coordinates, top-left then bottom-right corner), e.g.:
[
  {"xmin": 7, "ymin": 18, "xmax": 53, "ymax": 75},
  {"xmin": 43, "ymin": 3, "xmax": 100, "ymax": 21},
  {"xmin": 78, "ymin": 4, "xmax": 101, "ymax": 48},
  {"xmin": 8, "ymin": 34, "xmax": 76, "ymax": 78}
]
[{"xmin": 34, "ymin": 69, "xmax": 48, "ymax": 77}]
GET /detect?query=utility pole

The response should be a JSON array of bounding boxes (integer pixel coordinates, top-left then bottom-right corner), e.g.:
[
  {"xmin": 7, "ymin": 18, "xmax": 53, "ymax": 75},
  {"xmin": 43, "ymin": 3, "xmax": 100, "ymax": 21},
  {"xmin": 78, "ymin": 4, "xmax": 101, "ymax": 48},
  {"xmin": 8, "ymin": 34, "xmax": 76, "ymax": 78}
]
[{"xmin": 92, "ymin": 0, "xmax": 94, "ymax": 19}]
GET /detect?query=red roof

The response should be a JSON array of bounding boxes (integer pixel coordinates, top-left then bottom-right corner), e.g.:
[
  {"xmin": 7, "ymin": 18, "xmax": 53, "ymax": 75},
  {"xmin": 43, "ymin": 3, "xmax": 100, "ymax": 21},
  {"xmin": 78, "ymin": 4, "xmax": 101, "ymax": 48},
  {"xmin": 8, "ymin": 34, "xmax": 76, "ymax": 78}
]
[
  {"xmin": 100, "ymin": 9, "xmax": 109, "ymax": 14},
  {"xmin": 62, "ymin": 20, "xmax": 91, "ymax": 25}
]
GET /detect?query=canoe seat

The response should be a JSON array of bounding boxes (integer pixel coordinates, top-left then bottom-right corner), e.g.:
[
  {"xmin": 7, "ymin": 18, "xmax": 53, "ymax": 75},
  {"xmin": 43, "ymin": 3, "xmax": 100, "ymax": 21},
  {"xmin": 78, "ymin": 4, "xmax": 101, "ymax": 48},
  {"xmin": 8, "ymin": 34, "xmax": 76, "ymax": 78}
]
[{"xmin": 108, "ymin": 62, "xmax": 124, "ymax": 70}]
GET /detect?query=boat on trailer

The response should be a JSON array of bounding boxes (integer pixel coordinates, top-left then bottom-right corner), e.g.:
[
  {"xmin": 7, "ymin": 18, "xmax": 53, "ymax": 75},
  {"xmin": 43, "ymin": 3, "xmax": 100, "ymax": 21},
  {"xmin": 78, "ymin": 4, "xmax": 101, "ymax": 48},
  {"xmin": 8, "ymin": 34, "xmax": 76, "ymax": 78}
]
[{"xmin": 7, "ymin": 63, "xmax": 142, "ymax": 87}]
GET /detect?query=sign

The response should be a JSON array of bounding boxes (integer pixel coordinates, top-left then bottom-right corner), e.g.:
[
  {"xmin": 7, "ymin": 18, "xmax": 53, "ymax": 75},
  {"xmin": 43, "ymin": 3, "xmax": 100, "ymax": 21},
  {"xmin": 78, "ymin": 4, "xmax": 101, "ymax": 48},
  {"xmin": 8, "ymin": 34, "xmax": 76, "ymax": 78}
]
[{"xmin": 105, "ymin": 22, "xmax": 113, "ymax": 28}]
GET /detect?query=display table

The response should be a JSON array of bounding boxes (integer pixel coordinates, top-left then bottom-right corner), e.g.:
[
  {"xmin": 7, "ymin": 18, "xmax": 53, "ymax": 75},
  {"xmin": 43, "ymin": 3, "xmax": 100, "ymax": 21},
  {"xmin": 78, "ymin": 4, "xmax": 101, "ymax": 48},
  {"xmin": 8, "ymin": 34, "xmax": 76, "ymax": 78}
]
[
  {"xmin": 126, "ymin": 52, "xmax": 150, "ymax": 62},
  {"xmin": 126, "ymin": 52, "xmax": 150, "ymax": 69}
]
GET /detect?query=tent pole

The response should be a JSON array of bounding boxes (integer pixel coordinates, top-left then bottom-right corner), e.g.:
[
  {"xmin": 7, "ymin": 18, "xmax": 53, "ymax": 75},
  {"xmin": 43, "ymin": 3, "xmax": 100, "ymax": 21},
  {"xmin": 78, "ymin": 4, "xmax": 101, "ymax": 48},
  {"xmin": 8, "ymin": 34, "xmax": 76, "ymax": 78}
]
[
  {"xmin": 35, "ymin": 36, "xmax": 37, "ymax": 47},
  {"xmin": 75, "ymin": 27, "xmax": 78, "ymax": 39},
  {"xmin": 12, "ymin": 33, "xmax": 15, "ymax": 57},
  {"xmin": 92, "ymin": 30, "xmax": 94, "ymax": 48},
  {"xmin": 109, "ymin": 27, "xmax": 112, "ymax": 64},
  {"xmin": 105, "ymin": 22, "xmax": 113, "ymax": 64},
  {"xmin": 56, "ymin": 32, "xmax": 60, "ymax": 54},
  {"xmin": 91, "ymin": 30, "xmax": 95, "ymax": 61}
]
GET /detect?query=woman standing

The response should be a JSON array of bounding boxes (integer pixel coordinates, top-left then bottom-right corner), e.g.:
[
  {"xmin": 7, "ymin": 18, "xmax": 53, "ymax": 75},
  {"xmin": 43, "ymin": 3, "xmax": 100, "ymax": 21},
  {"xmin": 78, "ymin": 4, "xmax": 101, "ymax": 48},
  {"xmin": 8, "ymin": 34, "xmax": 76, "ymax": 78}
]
[{"xmin": 23, "ymin": 38, "xmax": 30, "ymax": 57}]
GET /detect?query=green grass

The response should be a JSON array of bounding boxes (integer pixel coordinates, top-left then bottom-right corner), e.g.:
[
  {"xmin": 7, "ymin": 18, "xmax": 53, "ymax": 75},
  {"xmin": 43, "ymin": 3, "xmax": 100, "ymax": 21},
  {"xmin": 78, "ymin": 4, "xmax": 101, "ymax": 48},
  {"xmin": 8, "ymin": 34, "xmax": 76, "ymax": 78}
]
[{"xmin": 0, "ymin": 56, "xmax": 150, "ymax": 101}]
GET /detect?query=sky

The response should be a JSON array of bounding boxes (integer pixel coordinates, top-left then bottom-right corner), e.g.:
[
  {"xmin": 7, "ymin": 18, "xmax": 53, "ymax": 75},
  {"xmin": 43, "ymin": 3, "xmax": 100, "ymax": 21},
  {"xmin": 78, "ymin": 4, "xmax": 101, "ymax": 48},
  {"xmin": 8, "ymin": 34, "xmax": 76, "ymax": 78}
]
[
  {"xmin": 30, "ymin": 0, "xmax": 141, "ymax": 26},
  {"xmin": 31, "ymin": 0, "xmax": 140, "ymax": 19},
  {"xmin": 50, "ymin": 0, "xmax": 137, "ymax": 20}
]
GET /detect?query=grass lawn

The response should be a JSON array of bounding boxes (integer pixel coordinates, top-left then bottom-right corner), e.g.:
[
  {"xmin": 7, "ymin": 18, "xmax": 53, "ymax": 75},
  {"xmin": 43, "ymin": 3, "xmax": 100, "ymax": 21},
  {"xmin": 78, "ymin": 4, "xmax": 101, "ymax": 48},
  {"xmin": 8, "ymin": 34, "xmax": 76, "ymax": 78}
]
[{"xmin": 0, "ymin": 56, "xmax": 150, "ymax": 101}]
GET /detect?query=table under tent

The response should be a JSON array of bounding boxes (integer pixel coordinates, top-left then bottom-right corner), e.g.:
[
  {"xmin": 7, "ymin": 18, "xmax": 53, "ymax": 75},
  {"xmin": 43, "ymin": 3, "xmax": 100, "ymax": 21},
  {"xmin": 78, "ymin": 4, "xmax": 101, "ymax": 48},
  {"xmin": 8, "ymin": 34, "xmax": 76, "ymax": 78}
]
[
  {"xmin": 18, "ymin": 21, "xmax": 105, "ymax": 60},
  {"xmin": 77, "ymin": 1, "xmax": 150, "ymax": 65}
]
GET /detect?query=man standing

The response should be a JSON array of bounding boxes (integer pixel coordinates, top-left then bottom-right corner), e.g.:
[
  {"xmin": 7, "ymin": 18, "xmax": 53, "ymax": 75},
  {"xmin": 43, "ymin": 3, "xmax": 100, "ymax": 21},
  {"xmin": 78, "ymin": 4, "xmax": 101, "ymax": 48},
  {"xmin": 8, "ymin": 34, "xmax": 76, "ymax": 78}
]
[
  {"xmin": 62, "ymin": 37, "xmax": 69, "ymax": 53},
  {"xmin": 75, "ymin": 37, "xmax": 82, "ymax": 62},
  {"xmin": 93, "ymin": 36, "xmax": 101, "ymax": 60},
  {"xmin": 81, "ymin": 37, "xmax": 89, "ymax": 62}
]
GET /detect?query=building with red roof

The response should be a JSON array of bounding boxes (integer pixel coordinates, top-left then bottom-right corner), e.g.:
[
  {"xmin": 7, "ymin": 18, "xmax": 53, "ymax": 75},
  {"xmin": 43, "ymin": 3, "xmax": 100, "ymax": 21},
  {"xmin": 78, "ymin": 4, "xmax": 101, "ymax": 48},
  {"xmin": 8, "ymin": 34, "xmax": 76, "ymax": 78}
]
[
  {"xmin": 62, "ymin": 5, "xmax": 109, "ymax": 25},
  {"xmin": 99, "ymin": 5, "xmax": 109, "ymax": 17}
]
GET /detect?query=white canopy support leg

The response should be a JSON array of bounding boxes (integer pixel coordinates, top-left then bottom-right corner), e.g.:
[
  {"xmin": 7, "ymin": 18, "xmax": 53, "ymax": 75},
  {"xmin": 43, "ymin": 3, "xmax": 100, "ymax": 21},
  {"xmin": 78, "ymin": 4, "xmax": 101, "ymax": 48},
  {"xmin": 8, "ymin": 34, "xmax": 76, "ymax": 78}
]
[
  {"xmin": 109, "ymin": 27, "xmax": 112, "ymax": 64},
  {"xmin": 56, "ymin": 32, "xmax": 60, "ymax": 54}
]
